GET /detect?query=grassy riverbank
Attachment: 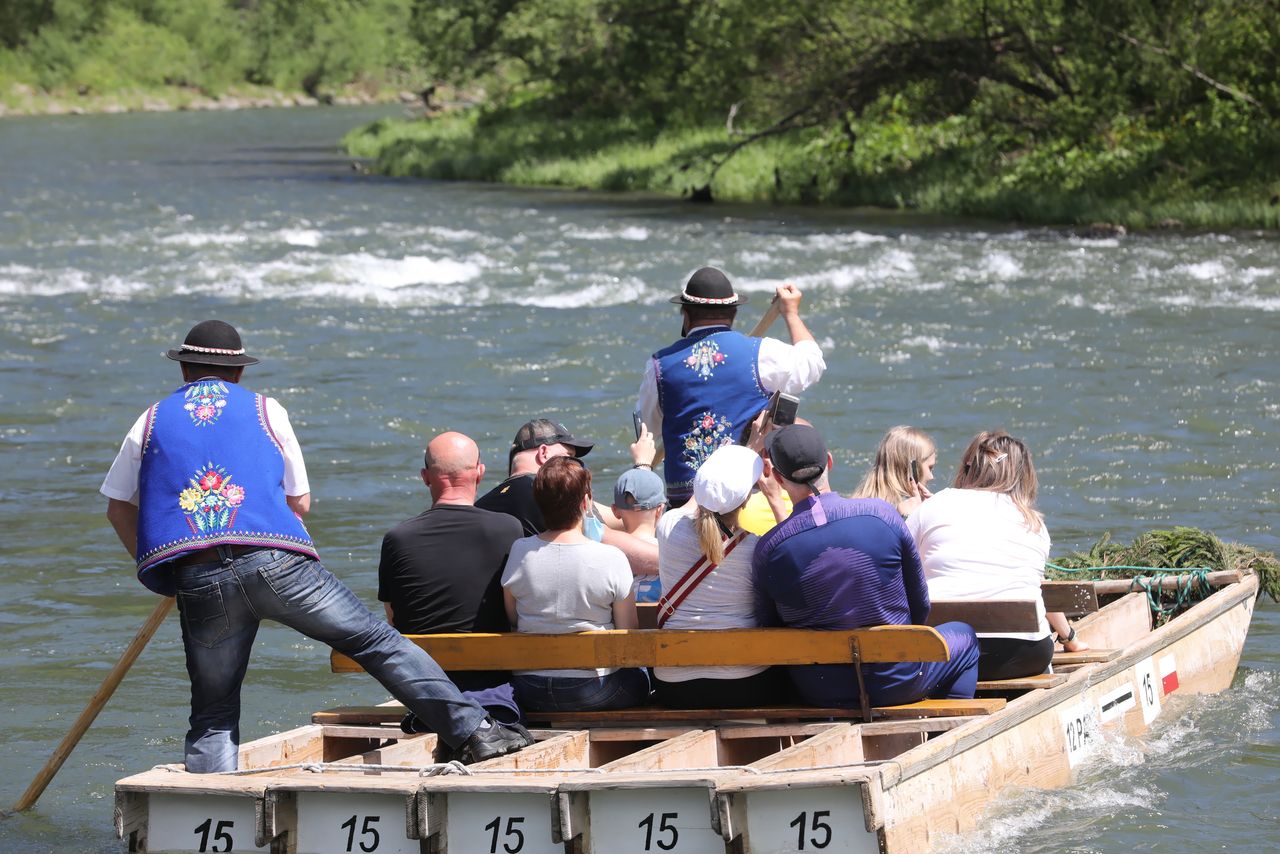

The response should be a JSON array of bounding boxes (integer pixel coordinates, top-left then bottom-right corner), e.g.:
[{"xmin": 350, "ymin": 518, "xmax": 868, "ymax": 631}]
[
  {"xmin": 0, "ymin": 82, "xmax": 410, "ymax": 117},
  {"xmin": 0, "ymin": 0, "xmax": 422, "ymax": 117},
  {"xmin": 345, "ymin": 110, "xmax": 1280, "ymax": 231}
]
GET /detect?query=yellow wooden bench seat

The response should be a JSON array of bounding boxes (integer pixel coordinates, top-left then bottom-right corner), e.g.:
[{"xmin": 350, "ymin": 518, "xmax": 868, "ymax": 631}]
[{"xmin": 330, "ymin": 626, "xmax": 1005, "ymax": 722}]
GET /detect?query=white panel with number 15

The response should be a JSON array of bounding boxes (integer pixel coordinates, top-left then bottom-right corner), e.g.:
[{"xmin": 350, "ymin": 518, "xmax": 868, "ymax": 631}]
[
  {"xmin": 588, "ymin": 787, "xmax": 722, "ymax": 854},
  {"xmin": 148, "ymin": 793, "xmax": 268, "ymax": 853},
  {"xmin": 295, "ymin": 791, "xmax": 417, "ymax": 854},
  {"xmin": 446, "ymin": 791, "xmax": 557, "ymax": 854},
  {"xmin": 742, "ymin": 787, "xmax": 877, "ymax": 854}
]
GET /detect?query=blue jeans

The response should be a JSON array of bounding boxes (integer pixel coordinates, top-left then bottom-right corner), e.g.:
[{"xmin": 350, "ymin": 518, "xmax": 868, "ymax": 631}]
[
  {"xmin": 512, "ymin": 668, "xmax": 650, "ymax": 712},
  {"xmin": 173, "ymin": 547, "xmax": 487, "ymax": 772},
  {"xmin": 790, "ymin": 621, "xmax": 981, "ymax": 708}
]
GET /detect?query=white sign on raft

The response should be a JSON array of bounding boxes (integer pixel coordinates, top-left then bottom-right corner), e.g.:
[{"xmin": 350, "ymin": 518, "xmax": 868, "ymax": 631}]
[
  {"xmin": 294, "ymin": 791, "xmax": 417, "ymax": 854},
  {"xmin": 1134, "ymin": 657, "xmax": 1162, "ymax": 725},
  {"xmin": 1059, "ymin": 700, "xmax": 1100, "ymax": 768},
  {"xmin": 147, "ymin": 793, "xmax": 267, "ymax": 853},
  {"xmin": 1098, "ymin": 683, "xmax": 1137, "ymax": 724},
  {"xmin": 588, "ymin": 787, "xmax": 722, "ymax": 854},
  {"xmin": 446, "ymin": 792, "xmax": 557, "ymax": 854},
  {"xmin": 739, "ymin": 787, "xmax": 878, "ymax": 854}
]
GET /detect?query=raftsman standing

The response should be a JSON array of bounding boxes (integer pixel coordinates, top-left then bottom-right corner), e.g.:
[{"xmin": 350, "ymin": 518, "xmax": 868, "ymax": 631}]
[
  {"xmin": 637, "ymin": 267, "xmax": 825, "ymax": 506},
  {"xmin": 100, "ymin": 320, "xmax": 531, "ymax": 772}
]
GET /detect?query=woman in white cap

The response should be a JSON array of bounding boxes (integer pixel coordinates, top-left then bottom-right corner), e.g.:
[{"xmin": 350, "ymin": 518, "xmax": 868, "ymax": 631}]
[{"xmin": 652, "ymin": 444, "xmax": 793, "ymax": 709}]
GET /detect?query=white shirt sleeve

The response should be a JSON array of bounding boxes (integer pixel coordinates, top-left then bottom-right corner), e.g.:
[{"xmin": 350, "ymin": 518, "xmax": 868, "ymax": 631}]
[
  {"xmin": 264, "ymin": 397, "xmax": 310, "ymax": 497},
  {"xmin": 100, "ymin": 410, "xmax": 150, "ymax": 504},
  {"xmin": 636, "ymin": 357, "xmax": 663, "ymax": 440},
  {"xmin": 756, "ymin": 337, "xmax": 826, "ymax": 395}
]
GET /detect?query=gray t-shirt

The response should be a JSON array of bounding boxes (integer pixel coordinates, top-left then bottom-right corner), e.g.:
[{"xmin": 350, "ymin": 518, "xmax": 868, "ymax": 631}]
[{"xmin": 501, "ymin": 536, "xmax": 633, "ymax": 677}]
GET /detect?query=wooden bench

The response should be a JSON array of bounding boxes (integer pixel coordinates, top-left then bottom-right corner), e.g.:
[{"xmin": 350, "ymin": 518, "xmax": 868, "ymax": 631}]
[{"xmin": 330, "ymin": 626, "xmax": 1006, "ymax": 722}]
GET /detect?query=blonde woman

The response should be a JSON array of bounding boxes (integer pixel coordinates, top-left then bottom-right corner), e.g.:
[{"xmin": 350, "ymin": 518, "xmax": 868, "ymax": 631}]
[
  {"xmin": 853, "ymin": 425, "xmax": 938, "ymax": 517},
  {"xmin": 905, "ymin": 431, "xmax": 1088, "ymax": 681}
]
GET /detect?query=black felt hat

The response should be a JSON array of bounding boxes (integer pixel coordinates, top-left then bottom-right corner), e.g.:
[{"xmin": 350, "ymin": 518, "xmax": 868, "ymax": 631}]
[
  {"xmin": 669, "ymin": 266, "xmax": 748, "ymax": 306},
  {"xmin": 166, "ymin": 320, "xmax": 260, "ymax": 366}
]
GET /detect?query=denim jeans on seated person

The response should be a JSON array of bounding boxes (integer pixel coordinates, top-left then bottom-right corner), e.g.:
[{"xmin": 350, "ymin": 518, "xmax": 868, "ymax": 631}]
[
  {"xmin": 173, "ymin": 547, "xmax": 488, "ymax": 773},
  {"xmin": 511, "ymin": 668, "xmax": 651, "ymax": 713},
  {"xmin": 789, "ymin": 621, "xmax": 981, "ymax": 709}
]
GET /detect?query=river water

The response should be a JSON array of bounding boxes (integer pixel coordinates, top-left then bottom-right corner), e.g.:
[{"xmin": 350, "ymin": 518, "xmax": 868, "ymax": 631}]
[{"xmin": 0, "ymin": 106, "xmax": 1277, "ymax": 852}]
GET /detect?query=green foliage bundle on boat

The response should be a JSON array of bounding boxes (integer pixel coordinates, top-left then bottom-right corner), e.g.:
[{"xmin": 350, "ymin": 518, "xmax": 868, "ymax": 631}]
[{"xmin": 1049, "ymin": 526, "xmax": 1280, "ymax": 603}]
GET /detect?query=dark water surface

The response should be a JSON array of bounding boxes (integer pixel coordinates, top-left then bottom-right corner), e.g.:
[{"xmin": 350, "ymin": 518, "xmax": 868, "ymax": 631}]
[{"xmin": 1, "ymin": 106, "xmax": 1277, "ymax": 852}]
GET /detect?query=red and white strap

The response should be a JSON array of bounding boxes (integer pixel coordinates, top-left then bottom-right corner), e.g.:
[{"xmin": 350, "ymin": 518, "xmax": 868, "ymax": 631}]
[{"xmin": 656, "ymin": 531, "xmax": 748, "ymax": 629}]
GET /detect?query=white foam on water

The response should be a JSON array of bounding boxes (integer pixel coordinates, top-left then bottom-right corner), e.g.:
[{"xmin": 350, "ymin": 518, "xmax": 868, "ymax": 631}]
[
  {"xmin": 803, "ymin": 230, "xmax": 892, "ymax": 249},
  {"xmin": 515, "ymin": 277, "xmax": 647, "ymax": 308},
  {"xmin": 1239, "ymin": 265, "xmax": 1276, "ymax": 285},
  {"xmin": 562, "ymin": 225, "xmax": 650, "ymax": 241},
  {"xmin": 329, "ymin": 252, "xmax": 483, "ymax": 288},
  {"xmin": 158, "ymin": 230, "xmax": 251, "ymax": 247},
  {"xmin": 979, "ymin": 250, "xmax": 1024, "ymax": 280},
  {"xmin": 428, "ymin": 226, "xmax": 484, "ymax": 242},
  {"xmin": 938, "ymin": 782, "xmax": 1165, "ymax": 854},
  {"xmin": 276, "ymin": 228, "xmax": 322, "ymax": 247},
  {"xmin": 1174, "ymin": 259, "xmax": 1229, "ymax": 281},
  {"xmin": 1067, "ymin": 236, "xmax": 1122, "ymax": 248},
  {"xmin": 738, "ymin": 250, "xmax": 773, "ymax": 265},
  {"xmin": 902, "ymin": 334, "xmax": 952, "ymax": 353},
  {"xmin": 758, "ymin": 248, "xmax": 920, "ymax": 294}
]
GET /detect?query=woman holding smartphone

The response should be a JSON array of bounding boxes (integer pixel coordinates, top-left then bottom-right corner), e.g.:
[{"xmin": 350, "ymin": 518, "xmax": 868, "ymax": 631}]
[
  {"xmin": 853, "ymin": 425, "xmax": 938, "ymax": 517},
  {"xmin": 905, "ymin": 430, "xmax": 1088, "ymax": 681}
]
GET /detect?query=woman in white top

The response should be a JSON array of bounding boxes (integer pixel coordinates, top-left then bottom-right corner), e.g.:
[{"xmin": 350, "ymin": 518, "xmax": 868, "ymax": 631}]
[
  {"xmin": 906, "ymin": 431, "xmax": 1088, "ymax": 681},
  {"xmin": 852, "ymin": 425, "xmax": 938, "ymax": 517},
  {"xmin": 501, "ymin": 457, "xmax": 649, "ymax": 712},
  {"xmin": 653, "ymin": 444, "xmax": 793, "ymax": 709}
]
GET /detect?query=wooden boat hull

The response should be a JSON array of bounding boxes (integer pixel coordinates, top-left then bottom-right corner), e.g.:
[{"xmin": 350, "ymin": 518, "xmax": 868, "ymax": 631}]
[{"xmin": 113, "ymin": 574, "xmax": 1258, "ymax": 853}]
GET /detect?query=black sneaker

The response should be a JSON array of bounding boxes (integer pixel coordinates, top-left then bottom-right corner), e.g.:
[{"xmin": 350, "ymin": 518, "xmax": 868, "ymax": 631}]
[
  {"xmin": 400, "ymin": 712, "xmax": 429, "ymax": 735},
  {"xmin": 457, "ymin": 718, "xmax": 535, "ymax": 765}
]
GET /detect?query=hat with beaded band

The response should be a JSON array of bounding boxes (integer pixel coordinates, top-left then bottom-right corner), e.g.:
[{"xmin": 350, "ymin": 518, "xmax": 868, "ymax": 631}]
[{"xmin": 166, "ymin": 320, "xmax": 260, "ymax": 366}]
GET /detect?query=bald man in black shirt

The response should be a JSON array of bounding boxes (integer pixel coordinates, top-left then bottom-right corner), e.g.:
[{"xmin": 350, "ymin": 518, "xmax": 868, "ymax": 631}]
[{"xmin": 378, "ymin": 431, "xmax": 525, "ymax": 721}]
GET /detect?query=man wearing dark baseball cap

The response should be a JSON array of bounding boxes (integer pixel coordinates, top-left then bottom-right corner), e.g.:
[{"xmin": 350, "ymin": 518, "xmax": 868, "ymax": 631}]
[
  {"xmin": 478, "ymin": 419, "xmax": 594, "ymax": 537},
  {"xmin": 477, "ymin": 418, "xmax": 661, "ymax": 577},
  {"xmin": 753, "ymin": 424, "xmax": 980, "ymax": 711},
  {"xmin": 636, "ymin": 266, "xmax": 826, "ymax": 507}
]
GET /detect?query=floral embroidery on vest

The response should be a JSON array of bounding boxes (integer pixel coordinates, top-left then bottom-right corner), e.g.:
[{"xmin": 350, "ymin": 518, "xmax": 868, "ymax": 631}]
[
  {"xmin": 179, "ymin": 464, "xmax": 246, "ymax": 533},
  {"xmin": 683, "ymin": 339, "xmax": 727, "ymax": 380},
  {"xmin": 183, "ymin": 381, "xmax": 229, "ymax": 427},
  {"xmin": 682, "ymin": 411, "xmax": 733, "ymax": 470}
]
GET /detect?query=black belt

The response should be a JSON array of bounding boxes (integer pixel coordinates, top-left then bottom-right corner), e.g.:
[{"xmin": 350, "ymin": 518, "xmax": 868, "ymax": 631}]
[{"xmin": 173, "ymin": 544, "xmax": 260, "ymax": 568}]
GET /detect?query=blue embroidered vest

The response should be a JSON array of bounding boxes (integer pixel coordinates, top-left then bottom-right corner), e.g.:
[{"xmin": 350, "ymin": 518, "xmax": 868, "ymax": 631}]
[
  {"xmin": 654, "ymin": 327, "xmax": 768, "ymax": 502},
  {"xmin": 135, "ymin": 380, "xmax": 317, "ymax": 593}
]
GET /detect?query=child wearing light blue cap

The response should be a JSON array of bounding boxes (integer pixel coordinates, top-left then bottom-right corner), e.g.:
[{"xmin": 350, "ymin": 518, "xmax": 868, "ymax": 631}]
[{"xmin": 612, "ymin": 467, "xmax": 667, "ymax": 602}]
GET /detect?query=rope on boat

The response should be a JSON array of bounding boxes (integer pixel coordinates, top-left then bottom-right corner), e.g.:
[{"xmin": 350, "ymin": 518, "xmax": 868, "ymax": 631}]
[
  {"xmin": 1044, "ymin": 563, "xmax": 1215, "ymax": 624},
  {"xmin": 1129, "ymin": 569, "xmax": 1213, "ymax": 622},
  {"xmin": 170, "ymin": 761, "xmax": 476, "ymax": 777},
  {"xmin": 158, "ymin": 757, "xmax": 898, "ymax": 779},
  {"xmin": 1044, "ymin": 563, "xmax": 1212, "ymax": 574}
]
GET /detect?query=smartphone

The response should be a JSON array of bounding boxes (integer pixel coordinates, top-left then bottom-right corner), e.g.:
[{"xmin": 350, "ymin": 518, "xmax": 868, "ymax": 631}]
[
  {"xmin": 632, "ymin": 410, "xmax": 644, "ymax": 440},
  {"xmin": 768, "ymin": 392, "xmax": 799, "ymax": 426},
  {"xmin": 909, "ymin": 459, "xmax": 920, "ymax": 484}
]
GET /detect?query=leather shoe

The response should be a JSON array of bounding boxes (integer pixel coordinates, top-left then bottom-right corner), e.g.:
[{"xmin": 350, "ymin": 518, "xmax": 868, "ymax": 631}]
[{"xmin": 457, "ymin": 718, "xmax": 535, "ymax": 765}]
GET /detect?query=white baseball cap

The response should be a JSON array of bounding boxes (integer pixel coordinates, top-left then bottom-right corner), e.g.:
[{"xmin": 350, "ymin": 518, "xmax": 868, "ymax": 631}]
[{"xmin": 694, "ymin": 444, "xmax": 763, "ymax": 513}]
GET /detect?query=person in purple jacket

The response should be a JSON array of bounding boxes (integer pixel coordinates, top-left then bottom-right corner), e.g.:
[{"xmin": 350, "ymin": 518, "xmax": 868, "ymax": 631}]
[{"xmin": 752, "ymin": 424, "xmax": 979, "ymax": 708}]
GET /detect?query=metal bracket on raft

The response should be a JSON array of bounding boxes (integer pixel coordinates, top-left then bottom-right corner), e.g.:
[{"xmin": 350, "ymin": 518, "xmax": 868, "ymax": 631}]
[{"xmin": 257, "ymin": 789, "xmax": 296, "ymax": 850}]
